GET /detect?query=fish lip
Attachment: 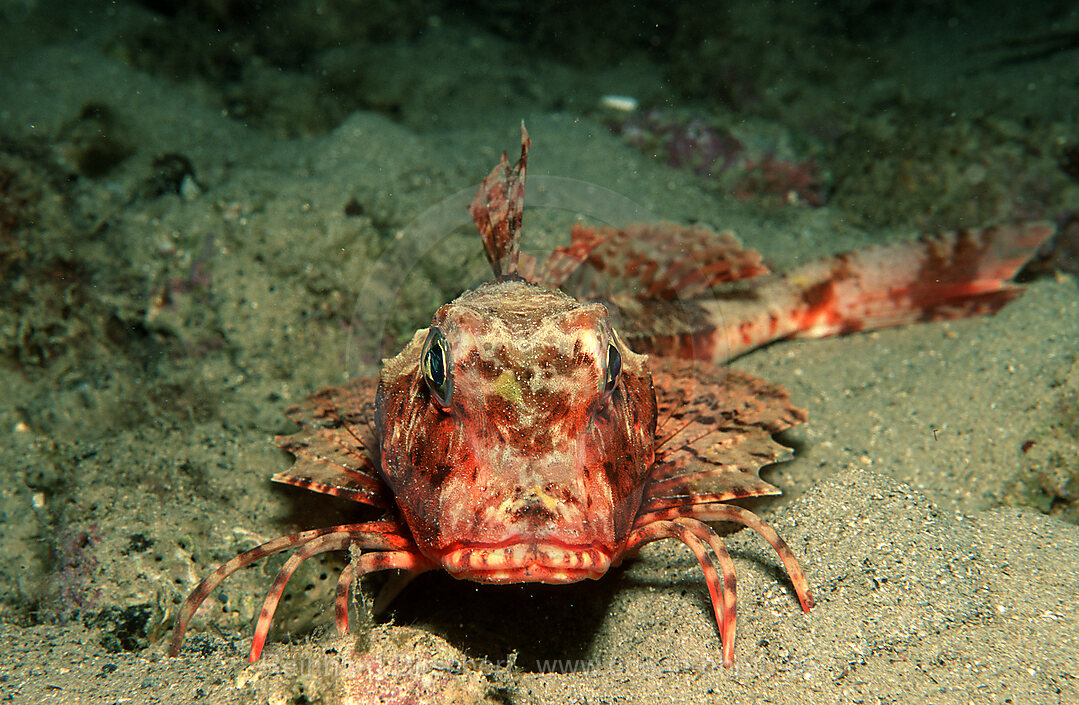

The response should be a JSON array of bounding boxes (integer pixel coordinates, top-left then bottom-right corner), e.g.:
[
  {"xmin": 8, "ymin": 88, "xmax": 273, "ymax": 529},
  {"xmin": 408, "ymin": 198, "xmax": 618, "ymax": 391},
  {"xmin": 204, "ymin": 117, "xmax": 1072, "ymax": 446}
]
[{"xmin": 439, "ymin": 541, "xmax": 613, "ymax": 584}]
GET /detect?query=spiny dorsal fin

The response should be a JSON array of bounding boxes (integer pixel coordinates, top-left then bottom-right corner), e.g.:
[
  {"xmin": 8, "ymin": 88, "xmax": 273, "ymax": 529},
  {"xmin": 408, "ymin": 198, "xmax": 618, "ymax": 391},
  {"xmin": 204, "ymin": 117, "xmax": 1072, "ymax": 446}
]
[{"xmin": 470, "ymin": 122, "xmax": 530, "ymax": 278}]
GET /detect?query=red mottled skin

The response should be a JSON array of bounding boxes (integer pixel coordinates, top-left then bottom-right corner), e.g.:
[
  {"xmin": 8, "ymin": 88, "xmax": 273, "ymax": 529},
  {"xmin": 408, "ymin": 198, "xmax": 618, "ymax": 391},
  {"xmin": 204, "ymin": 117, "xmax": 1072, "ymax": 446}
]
[
  {"xmin": 376, "ymin": 282, "xmax": 656, "ymax": 583},
  {"xmin": 169, "ymin": 126, "xmax": 1055, "ymax": 667}
]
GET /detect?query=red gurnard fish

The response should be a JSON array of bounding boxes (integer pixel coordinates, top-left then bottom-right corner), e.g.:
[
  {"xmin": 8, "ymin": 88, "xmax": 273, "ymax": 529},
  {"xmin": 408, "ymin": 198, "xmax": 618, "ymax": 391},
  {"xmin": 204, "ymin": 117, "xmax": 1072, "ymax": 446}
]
[{"xmin": 169, "ymin": 125, "xmax": 1054, "ymax": 667}]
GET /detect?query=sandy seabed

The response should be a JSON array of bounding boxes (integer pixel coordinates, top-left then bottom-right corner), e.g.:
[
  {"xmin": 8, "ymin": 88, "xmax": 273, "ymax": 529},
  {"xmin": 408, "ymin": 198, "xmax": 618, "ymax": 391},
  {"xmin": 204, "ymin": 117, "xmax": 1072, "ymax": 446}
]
[{"xmin": 0, "ymin": 2, "xmax": 1076, "ymax": 703}]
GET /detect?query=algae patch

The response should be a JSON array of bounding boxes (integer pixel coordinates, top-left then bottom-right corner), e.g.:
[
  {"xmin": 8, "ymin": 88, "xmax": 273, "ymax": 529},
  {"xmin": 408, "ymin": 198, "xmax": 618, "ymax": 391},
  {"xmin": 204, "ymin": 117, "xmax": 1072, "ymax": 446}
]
[{"xmin": 1010, "ymin": 357, "xmax": 1079, "ymax": 524}]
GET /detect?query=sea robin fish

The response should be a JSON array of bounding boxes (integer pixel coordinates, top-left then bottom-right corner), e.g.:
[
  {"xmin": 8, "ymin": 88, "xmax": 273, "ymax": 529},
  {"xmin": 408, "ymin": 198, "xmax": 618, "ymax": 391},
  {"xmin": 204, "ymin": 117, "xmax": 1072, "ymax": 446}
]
[{"xmin": 169, "ymin": 125, "xmax": 1054, "ymax": 667}]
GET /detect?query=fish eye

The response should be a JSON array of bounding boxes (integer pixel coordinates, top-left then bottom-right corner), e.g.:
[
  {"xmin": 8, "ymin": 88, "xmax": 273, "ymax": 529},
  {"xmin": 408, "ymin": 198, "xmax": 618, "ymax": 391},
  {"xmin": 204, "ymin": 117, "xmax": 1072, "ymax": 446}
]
[
  {"xmin": 603, "ymin": 341, "xmax": 622, "ymax": 394},
  {"xmin": 421, "ymin": 327, "xmax": 453, "ymax": 407}
]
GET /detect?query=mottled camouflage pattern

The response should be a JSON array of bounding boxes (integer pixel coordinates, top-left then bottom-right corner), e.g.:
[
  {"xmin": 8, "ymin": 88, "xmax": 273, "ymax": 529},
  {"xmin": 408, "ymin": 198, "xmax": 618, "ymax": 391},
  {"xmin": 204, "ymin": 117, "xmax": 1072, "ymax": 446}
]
[
  {"xmin": 376, "ymin": 281, "xmax": 655, "ymax": 582},
  {"xmin": 170, "ymin": 126, "xmax": 1055, "ymax": 667},
  {"xmin": 469, "ymin": 122, "xmax": 529, "ymax": 278},
  {"xmin": 553, "ymin": 220, "xmax": 1055, "ymax": 363}
]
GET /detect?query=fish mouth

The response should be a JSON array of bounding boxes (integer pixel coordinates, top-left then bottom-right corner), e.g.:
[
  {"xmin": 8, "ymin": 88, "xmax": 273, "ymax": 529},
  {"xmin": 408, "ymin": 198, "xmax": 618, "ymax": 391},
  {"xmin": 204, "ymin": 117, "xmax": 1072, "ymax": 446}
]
[{"xmin": 440, "ymin": 542, "xmax": 613, "ymax": 584}]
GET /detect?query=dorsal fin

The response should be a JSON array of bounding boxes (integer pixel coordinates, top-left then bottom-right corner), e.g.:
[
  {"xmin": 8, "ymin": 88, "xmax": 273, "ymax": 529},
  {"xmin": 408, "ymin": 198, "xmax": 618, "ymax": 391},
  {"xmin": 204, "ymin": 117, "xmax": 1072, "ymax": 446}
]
[{"xmin": 469, "ymin": 122, "xmax": 530, "ymax": 278}]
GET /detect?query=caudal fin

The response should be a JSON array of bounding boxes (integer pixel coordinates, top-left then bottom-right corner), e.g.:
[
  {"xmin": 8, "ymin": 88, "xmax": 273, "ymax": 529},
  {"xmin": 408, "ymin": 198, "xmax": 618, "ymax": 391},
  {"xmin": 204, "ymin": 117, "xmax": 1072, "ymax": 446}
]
[{"xmin": 712, "ymin": 221, "xmax": 1056, "ymax": 361}]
